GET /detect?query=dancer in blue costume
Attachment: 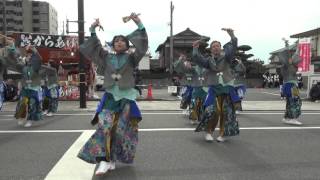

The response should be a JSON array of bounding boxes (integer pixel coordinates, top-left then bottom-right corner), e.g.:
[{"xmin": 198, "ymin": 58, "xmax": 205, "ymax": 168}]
[
  {"xmin": 174, "ymin": 54, "xmax": 193, "ymax": 113},
  {"xmin": 174, "ymin": 53, "xmax": 207, "ymax": 124},
  {"xmin": 193, "ymin": 28, "xmax": 239, "ymax": 142},
  {"xmin": 232, "ymin": 58, "xmax": 246, "ymax": 113},
  {"xmin": 41, "ymin": 61, "xmax": 59, "ymax": 117},
  {"xmin": 0, "ymin": 36, "xmax": 17, "ymax": 110},
  {"xmin": 77, "ymin": 13, "xmax": 148, "ymax": 176},
  {"xmin": 278, "ymin": 40, "xmax": 302, "ymax": 125},
  {"xmin": 13, "ymin": 45, "xmax": 43, "ymax": 127}
]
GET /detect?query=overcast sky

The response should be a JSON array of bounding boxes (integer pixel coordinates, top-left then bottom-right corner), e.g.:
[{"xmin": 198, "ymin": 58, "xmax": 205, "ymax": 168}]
[{"xmin": 43, "ymin": 0, "xmax": 320, "ymax": 63}]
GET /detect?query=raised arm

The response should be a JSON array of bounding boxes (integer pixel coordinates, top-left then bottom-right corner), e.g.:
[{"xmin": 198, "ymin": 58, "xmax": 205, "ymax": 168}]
[
  {"xmin": 41, "ymin": 65, "xmax": 58, "ymax": 85},
  {"xmin": 234, "ymin": 59, "xmax": 246, "ymax": 74},
  {"xmin": 173, "ymin": 54, "xmax": 195, "ymax": 74},
  {"xmin": 40, "ymin": 65, "xmax": 56, "ymax": 77},
  {"xmin": 277, "ymin": 44, "xmax": 301, "ymax": 67},
  {"xmin": 222, "ymin": 28, "xmax": 237, "ymax": 62},
  {"xmin": 291, "ymin": 46, "xmax": 301, "ymax": 65},
  {"xmin": 28, "ymin": 46, "xmax": 42, "ymax": 72},
  {"xmin": 128, "ymin": 14, "xmax": 148, "ymax": 67},
  {"xmin": 191, "ymin": 40, "xmax": 216, "ymax": 70},
  {"xmin": 1, "ymin": 39, "xmax": 23, "ymax": 72},
  {"xmin": 79, "ymin": 18, "xmax": 108, "ymax": 70}
]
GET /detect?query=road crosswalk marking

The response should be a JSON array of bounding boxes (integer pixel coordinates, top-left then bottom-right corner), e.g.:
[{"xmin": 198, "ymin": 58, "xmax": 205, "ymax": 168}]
[{"xmin": 45, "ymin": 130, "xmax": 95, "ymax": 180}]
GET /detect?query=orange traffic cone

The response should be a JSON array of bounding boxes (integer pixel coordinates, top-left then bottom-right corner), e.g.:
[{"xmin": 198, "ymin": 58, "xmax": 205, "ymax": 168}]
[{"xmin": 146, "ymin": 83, "xmax": 153, "ymax": 100}]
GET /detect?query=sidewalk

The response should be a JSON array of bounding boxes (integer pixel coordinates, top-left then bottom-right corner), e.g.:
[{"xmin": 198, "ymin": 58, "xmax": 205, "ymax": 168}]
[{"xmin": 1, "ymin": 100, "xmax": 320, "ymax": 112}]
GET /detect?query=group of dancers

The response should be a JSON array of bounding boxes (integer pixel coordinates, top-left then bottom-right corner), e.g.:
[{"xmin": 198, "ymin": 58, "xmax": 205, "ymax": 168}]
[
  {"xmin": 0, "ymin": 13, "xmax": 303, "ymax": 176},
  {"xmin": 76, "ymin": 13, "xmax": 303, "ymax": 176},
  {"xmin": 174, "ymin": 28, "xmax": 244, "ymax": 142},
  {"xmin": 0, "ymin": 35, "xmax": 59, "ymax": 127}
]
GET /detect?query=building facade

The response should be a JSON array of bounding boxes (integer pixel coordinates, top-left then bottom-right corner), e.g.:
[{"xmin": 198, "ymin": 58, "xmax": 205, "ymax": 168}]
[
  {"xmin": 290, "ymin": 28, "xmax": 320, "ymax": 74},
  {"xmin": 0, "ymin": 0, "xmax": 58, "ymax": 34},
  {"xmin": 155, "ymin": 28, "xmax": 209, "ymax": 72},
  {"xmin": 267, "ymin": 44, "xmax": 297, "ymax": 74},
  {"xmin": 266, "ymin": 28, "xmax": 320, "ymax": 89}
]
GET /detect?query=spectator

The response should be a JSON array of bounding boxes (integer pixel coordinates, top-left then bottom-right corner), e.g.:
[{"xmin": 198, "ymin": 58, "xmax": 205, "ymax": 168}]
[{"xmin": 297, "ymin": 73, "xmax": 303, "ymax": 89}]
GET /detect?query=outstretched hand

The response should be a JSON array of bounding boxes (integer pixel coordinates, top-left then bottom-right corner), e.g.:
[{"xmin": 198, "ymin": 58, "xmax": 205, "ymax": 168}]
[
  {"xmin": 222, "ymin": 28, "xmax": 235, "ymax": 38},
  {"xmin": 92, "ymin": 18, "xmax": 100, "ymax": 28},
  {"xmin": 130, "ymin": 13, "xmax": 141, "ymax": 24},
  {"xmin": 184, "ymin": 61, "xmax": 192, "ymax": 69},
  {"xmin": 192, "ymin": 40, "xmax": 201, "ymax": 49},
  {"xmin": 92, "ymin": 18, "xmax": 104, "ymax": 31}
]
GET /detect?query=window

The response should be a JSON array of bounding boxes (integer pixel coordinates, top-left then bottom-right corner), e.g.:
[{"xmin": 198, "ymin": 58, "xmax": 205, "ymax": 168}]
[
  {"xmin": 33, "ymin": 27, "xmax": 40, "ymax": 32},
  {"xmin": 314, "ymin": 64, "xmax": 320, "ymax": 73},
  {"xmin": 7, "ymin": 27, "xmax": 13, "ymax": 31},
  {"xmin": 33, "ymin": 19, "xmax": 40, "ymax": 23},
  {"xmin": 33, "ymin": 11, "xmax": 39, "ymax": 15}
]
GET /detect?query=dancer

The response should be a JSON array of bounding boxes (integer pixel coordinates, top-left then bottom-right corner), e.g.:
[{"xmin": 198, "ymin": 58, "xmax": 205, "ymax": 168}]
[
  {"xmin": 278, "ymin": 41, "xmax": 302, "ymax": 125},
  {"xmin": 14, "ymin": 45, "xmax": 43, "ymax": 127},
  {"xmin": 0, "ymin": 36, "xmax": 17, "ymax": 110},
  {"xmin": 193, "ymin": 28, "xmax": 239, "ymax": 142},
  {"xmin": 77, "ymin": 13, "xmax": 148, "ymax": 176},
  {"xmin": 174, "ymin": 53, "xmax": 207, "ymax": 124},
  {"xmin": 41, "ymin": 60, "xmax": 59, "ymax": 117},
  {"xmin": 174, "ymin": 54, "xmax": 193, "ymax": 115},
  {"xmin": 232, "ymin": 58, "xmax": 246, "ymax": 112}
]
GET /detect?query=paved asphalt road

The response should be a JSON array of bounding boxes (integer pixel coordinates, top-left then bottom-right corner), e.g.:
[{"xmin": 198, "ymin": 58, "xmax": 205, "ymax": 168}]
[
  {"xmin": 0, "ymin": 109, "xmax": 320, "ymax": 180},
  {"xmin": 0, "ymin": 88, "xmax": 317, "ymax": 180},
  {"xmin": 121, "ymin": 87, "xmax": 309, "ymax": 101}
]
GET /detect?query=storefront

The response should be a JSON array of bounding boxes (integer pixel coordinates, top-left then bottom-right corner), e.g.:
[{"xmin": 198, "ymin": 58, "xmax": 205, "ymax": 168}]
[{"xmin": 9, "ymin": 32, "xmax": 96, "ymax": 100}]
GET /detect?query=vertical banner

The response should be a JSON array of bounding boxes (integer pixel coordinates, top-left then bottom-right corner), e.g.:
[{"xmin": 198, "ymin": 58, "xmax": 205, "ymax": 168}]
[{"xmin": 298, "ymin": 38, "xmax": 311, "ymax": 72}]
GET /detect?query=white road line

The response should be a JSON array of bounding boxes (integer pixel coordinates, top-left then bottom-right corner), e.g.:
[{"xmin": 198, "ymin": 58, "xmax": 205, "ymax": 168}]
[
  {"xmin": 0, "ymin": 130, "xmax": 85, "ymax": 133},
  {"xmin": 43, "ymin": 126, "xmax": 320, "ymax": 179},
  {"xmin": 241, "ymin": 127, "xmax": 320, "ymax": 130},
  {"xmin": 1, "ymin": 112, "xmax": 320, "ymax": 117},
  {"xmin": 1, "ymin": 127, "xmax": 320, "ymax": 134},
  {"xmin": 260, "ymin": 91, "xmax": 308, "ymax": 100},
  {"xmin": 260, "ymin": 91, "xmax": 280, "ymax": 96},
  {"xmin": 0, "ymin": 118, "xmax": 14, "ymax": 121},
  {"xmin": 139, "ymin": 127, "xmax": 320, "ymax": 131},
  {"xmin": 45, "ymin": 130, "xmax": 96, "ymax": 180},
  {"xmin": 140, "ymin": 128, "xmax": 195, "ymax": 131},
  {"xmin": 238, "ymin": 112, "xmax": 320, "ymax": 115}
]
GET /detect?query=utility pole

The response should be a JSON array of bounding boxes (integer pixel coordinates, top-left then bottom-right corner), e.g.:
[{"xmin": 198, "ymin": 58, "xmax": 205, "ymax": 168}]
[
  {"xmin": 2, "ymin": 0, "xmax": 7, "ymax": 79},
  {"xmin": 169, "ymin": 1, "xmax": 174, "ymax": 74},
  {"xmin": 62, "ymin": 21, "xmax": 65, "ymax": 35},
  {"xmin": 78, "ymin": 0, "xmax": 86, "ymax": 108},
  {"xmin": 66, "ymin": 1, "xmax": 86, "ymax": 108},
  {"xmin": 2, "ymin": 0, "xmax": 6, "ymax": 36}
]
